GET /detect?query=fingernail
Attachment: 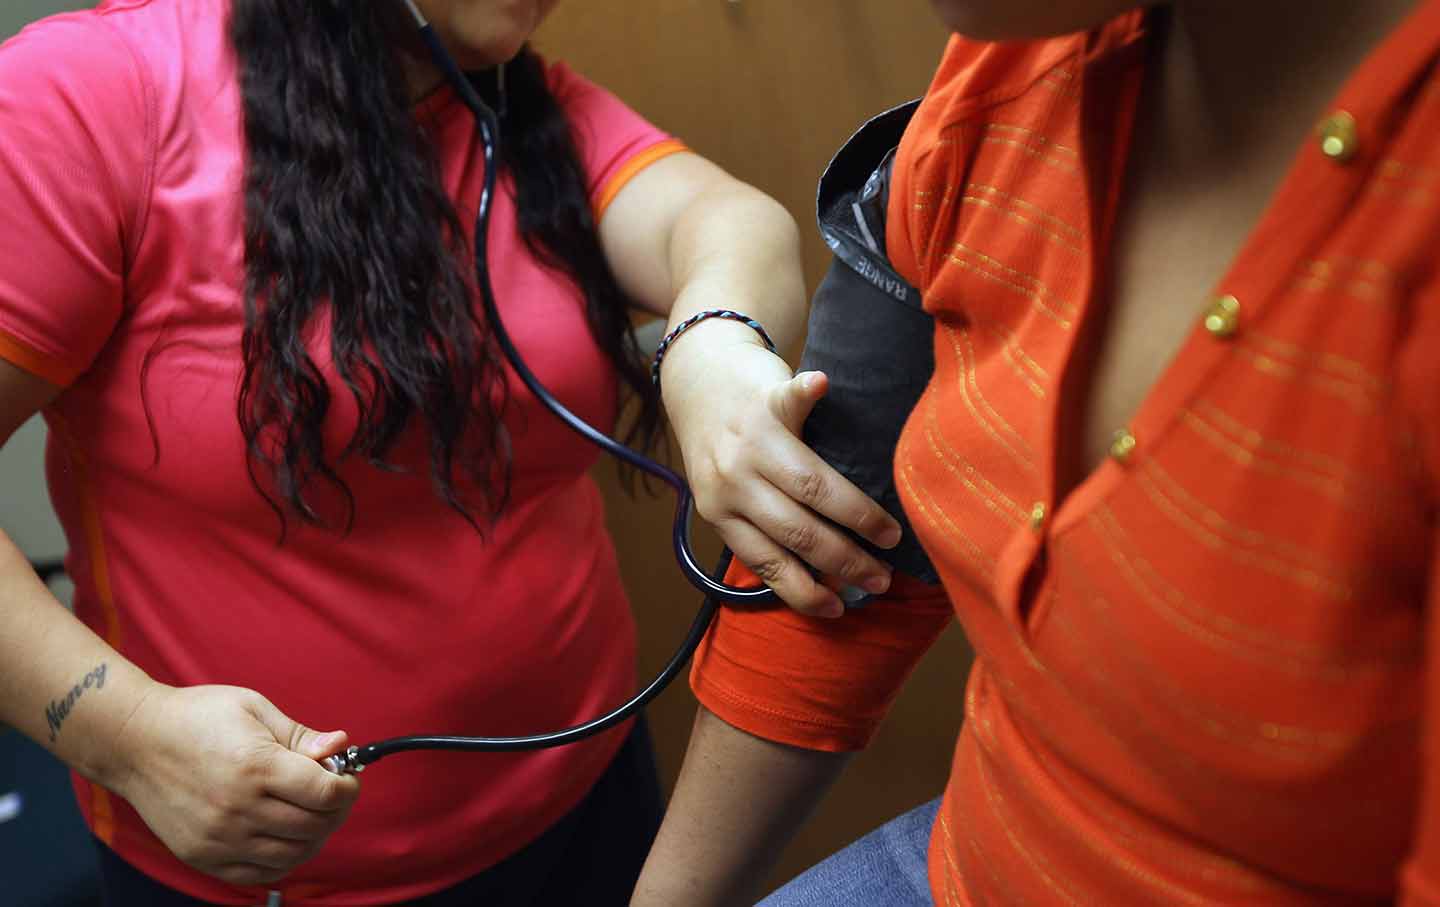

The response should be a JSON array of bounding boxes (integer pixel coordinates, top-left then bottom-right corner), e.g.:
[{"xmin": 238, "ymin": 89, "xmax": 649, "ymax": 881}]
[
  {"xmin": 864, "ymin": 573, "xmax": 891, "ymax": 595},
  {"xmin": 801, "ymin": 372, "xmax": 821, "ymax": 392},
  {"xmin": 877, "ymin": 525, "xmax": 902, "ymax": 548},
  {"xmin": 818, "ymin": 598, "xmax": 844, "ymax": 618}
]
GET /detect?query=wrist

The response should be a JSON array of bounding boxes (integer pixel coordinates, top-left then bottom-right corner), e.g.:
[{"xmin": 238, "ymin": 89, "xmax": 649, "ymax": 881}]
[
  {"xmin": 77, "ymin": 674, "xmax": 164, "ymax": 794},
  {"xmin": 660, "ymin": 325, "xmax": 791, "ymax": 428},
  {"xmin": 653, "ymin": 310, "xmax": 780, "ymax": 392}
]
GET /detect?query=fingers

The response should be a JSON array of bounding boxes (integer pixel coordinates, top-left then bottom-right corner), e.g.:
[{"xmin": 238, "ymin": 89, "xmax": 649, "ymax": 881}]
[
  {"xmin": 227, "ymin": 835, "xmax": 317, "ymax": 871},
  {"xmin": 250, "ymin": 797, "xmax": 340, "ymax": 842},
  {"xmin": 718, "ymin": 518, "xmax": 845, "ymax": 618},
  {"xmin": 755, "ymin": 448, "xmax": 903, "ymax": 561},
  {"xmin": 261, "ymin": 747, "xmax": 361, "ymax": 812},
  {"xmin": 246, "ymin": 698, "xmax": 361, "ymax": 811},
  {"xmin": 737, "ymin": 478, "xmax": 894, "ymax": 596},
  {"xmin": 769, "ymin": 370, "xmax": 829, "ymax": 433},
  {"xmin": 765, "ymin": 373, "xmax": 904, "ymax": 552}
]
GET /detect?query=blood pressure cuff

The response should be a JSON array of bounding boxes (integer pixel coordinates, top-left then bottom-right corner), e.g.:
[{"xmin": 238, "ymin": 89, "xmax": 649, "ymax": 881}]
[{"xmin": 799, "ymin": 99, "xmax": 939, "ymax": 588}]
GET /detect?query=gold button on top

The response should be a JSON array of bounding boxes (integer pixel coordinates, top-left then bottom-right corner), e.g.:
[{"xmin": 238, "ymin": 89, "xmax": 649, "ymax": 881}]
[
  {"xmin": 1109, "ymin": 428, "xmax": 1138, "ymax": 463},
  {"xmin": 1317, "ymin": 110, "xmax": 1359, "ymax": 163},
  {"xmin": 1029, "ymin": 501, "xmax": 1047, "ymax": 532},
  {"xmin": 1202, "ymin": 294, "xmax": 1241, "ymax": 338}
]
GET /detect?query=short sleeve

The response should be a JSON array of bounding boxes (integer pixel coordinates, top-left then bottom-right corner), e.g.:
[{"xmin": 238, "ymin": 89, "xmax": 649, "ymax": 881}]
[
  {"xmin": 0, "ymin": 14, "xmax": 151, "ymax": 387},
  {"xmin": 544, "ymin": 60, "xmax": 687, "ymax": 222},
  {"xmin": 691, "ymin": 559, "xmax": 954, "ymax": 752}
]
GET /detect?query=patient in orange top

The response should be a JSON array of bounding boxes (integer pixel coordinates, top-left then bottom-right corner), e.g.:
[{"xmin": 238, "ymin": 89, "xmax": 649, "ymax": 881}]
[{"xmin": 634, "ymin": 0, "xmax": 1440, "ymax": 905}]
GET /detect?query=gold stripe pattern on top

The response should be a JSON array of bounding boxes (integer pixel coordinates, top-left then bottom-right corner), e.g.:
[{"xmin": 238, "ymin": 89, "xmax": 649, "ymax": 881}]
[
  {"xmin": 997, "ymin": 337, "xmax": 1048, "ymax": 398},
  {"xmin": 1135, "ymin": 461, "xmax": 1353, "ymax": 600},
  {"xmin": 1241, "ymin": 332, "xmax": 1387, "ymax": 393},
  {"xmin": 1091, "ymin": 505, "xmax": 1418, "ymax": 675},
  {"xmin": 979, "ymin": 136, "xmax": 1079, "ymax": 172},
  {"xmin": 953, "ymin": 240, "xmax": 1080, "ymax": 319},
  {"xmin": 924, "ymin": 393, "xmax": 1032, "ymax": 527},
  {"xmin": 1039, "ymin": 74, "xmax": 1076, "ymax": 95},
  {"xmin": 985, "ymin": 322, "xmax": 1051, "ymax": 380},
  {"xmin": 1233, "ymin": 347, "xmax": 1378, "ymax": 414},
  {"xmin": 1289, "ymin": 257, "xmax": 1398, "ymax": 304},
  {"xmin": 946, "ymin": 250, "xmax": 1075, "ymax": 331},
  {"xmin": 942, "ymin": 324, "xmax": 1040, "ymax": 471},
  {"xmin": 1369, "ymin": 158, "xmax": 1438, "ymax": 208},
  {"xmin": 913, "ymin": 184, "xmax": 957, "ymax": 211},
  {"xmin": 985, "ymin": 122, "xmax": 1080, "ymax": 158},
  {"xmin": 966, "ymin": 184, "xmax": 1085, "ymax": 241},
  {"xmin": 1180, "ymin": 410, "xmax": 1354, "ymax": 509},
  {"xmin": 1184, "ymin": 400, "xmax": 1405, "ymax": 511},
  {"xmin": 1026, "ymin": 744, "xmax": 1278, "ymax": 896},
  {"xmin": 1053, "ymin": 548, "xmax": 1360, "ymax": 759},
  {"xmin": 985, "ymin": 668, "xmax": 1266, "ymax": 903},
  {"xmin": 972, "ymin": 722, "xmax": 1089, "ymax": 907},
  {"xmin": 958, "ymin": 195, "xmax": 1085, "ymax": 254},
  {"xmin": 900, "ymin": 453, "xmax": 998, "ymax": 582},
  {"xmin": 934, "ymin": 807, "xmax": 968, "ymax": 904},
  {"xmin": 953, "ymin": 797, "xmax": 1027, "ymax": 907}
]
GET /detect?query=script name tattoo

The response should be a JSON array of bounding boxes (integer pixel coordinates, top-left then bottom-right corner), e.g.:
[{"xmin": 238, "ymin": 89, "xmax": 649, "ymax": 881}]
[{"xmin": 45, "ymin": 663, "xmax": 108, "ymax": 742}]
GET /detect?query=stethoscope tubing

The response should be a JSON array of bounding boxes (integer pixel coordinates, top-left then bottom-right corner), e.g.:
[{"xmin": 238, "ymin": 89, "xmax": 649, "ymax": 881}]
[{"xmin": 323, "ymin": 4, "xmax": 773, "ymax": 774}]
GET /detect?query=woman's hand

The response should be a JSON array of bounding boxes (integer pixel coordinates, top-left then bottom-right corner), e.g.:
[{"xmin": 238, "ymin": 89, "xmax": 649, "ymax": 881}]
[
  {"xmin": 662, "ymin": 324, "xmax": 902, "ymax": 617},
  {"xmin": 595, "ymin": 152, "xmax": 899, "ymax": 615},
  {"xmin": 108, "ymin": 684, "xmax": 360, "ymax": 887}
]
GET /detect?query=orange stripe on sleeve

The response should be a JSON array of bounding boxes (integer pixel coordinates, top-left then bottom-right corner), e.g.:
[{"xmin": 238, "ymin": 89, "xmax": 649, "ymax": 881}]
[
  {"xmin": 593, "ymin": 138, "xmax": 689, "ymax": 223},
  {"xmin": 0, "ymin": 327, "xmax": 78, "ymax": 387}
]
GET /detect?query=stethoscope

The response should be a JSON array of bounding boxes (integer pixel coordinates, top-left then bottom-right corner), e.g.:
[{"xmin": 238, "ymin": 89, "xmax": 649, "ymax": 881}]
[{"xmin": 323, "ymin": 0, "xmax": 778, "ymax": 775}]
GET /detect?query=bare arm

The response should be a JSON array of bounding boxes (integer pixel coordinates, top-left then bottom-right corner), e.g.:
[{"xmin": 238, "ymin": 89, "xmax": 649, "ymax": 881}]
[
  {"xmin": 631, "ymin": 706, "xmax": 850, "ymax": 907},
  {"xmin": 0, "ymin": 360, "xmax": 359, "ymax": 886},
  {"xmin": 601, "ymin": 153, "xmax": 902, "ymax": 617},
  {"xmin": 0, "ymin": 359, "xmax": 145, "ymax": 780}
]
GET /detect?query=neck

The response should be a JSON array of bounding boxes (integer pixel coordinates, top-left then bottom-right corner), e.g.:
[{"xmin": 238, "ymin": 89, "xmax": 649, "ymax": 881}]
[
  {"xmin": 378, "ymin": 1, "xmax": 446, "ymax": 104},
  {"xmin": 403, "ymin": 55, "xmax": 446, "ymax": 104},
  {"xmin": 1150, "ymin": 0, "xmax": 1419, "ymax": 170}
]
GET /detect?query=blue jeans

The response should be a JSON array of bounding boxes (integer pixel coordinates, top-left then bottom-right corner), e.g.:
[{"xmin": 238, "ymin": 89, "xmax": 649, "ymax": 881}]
[{"xmin": 759, "ymin": 798, "xmax": 940, "ymax": 907}]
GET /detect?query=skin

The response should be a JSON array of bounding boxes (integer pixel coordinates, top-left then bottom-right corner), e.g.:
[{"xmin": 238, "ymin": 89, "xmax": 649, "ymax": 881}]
[
  {"xmin": 632, "ymin": 1, "xmax": 1422, "ymax": 904},
  {"xmin": 408, "ymin": 0, "xmax": 562, "ymax": 72},
  {"xmin": 0, "ymin": 0, "xmax": 900, "ymax": 889}
]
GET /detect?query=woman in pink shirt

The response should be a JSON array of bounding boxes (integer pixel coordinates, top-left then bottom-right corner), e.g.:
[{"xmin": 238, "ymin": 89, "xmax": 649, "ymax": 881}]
[{"xmin": 0, "ymin": 1, "xmax": 902, "ymax": 904}]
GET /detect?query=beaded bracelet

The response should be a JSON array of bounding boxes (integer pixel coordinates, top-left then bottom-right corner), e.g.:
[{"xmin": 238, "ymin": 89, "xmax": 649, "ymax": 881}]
[{"xmin": 650, "ymin": 309, "xmax": 778, "ymax": 389}]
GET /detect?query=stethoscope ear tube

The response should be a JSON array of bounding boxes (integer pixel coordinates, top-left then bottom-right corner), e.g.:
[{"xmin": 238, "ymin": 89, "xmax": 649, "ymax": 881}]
[
  {"xmin": 325, "ymin": 548, "xmax": 736, "ymax": 774},
  {"xmin": 412, "ymin": 11, "xmax": 774, "ymax": 607},
  {"xmin": 324, "ymin": 7, "xmax": 777, "ymax": 771}
]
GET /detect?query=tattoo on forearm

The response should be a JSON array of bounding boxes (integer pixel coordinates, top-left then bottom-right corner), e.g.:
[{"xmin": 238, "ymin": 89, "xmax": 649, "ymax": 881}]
[{"xmin": 45, "ymin": 663, "xmax": 108, "ymax": 742}]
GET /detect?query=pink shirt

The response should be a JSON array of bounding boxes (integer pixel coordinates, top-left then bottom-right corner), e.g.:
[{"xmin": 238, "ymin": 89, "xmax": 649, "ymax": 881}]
[{"xmin": 0, "ymin": 1, "xmax": 684, "ymax": 902}]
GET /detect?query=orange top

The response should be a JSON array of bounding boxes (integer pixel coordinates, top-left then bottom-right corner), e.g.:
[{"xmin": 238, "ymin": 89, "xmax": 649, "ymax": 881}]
[{"xmin": 692, "ymin": 5, "xmax": 1440, "ymax": 904}]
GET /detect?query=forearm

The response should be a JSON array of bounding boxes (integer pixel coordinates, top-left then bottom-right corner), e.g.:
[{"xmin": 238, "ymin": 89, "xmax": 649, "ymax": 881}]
[
  {"xmin": 659, "ymin": 182, "xmax": 807, "ymax": 378},
  {"xmin": 0, "ymin": 528, "xmax": 155, "ymax": 788},
  {"xmin": 632, "ymin": 705, "xmax": 850, "ymax": 907}
]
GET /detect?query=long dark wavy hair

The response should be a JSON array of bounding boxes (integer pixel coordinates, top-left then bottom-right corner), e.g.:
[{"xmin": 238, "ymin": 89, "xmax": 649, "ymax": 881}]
[{"xmin": 228, "ymin": 0, "xmax": 660, "ymax": 533}]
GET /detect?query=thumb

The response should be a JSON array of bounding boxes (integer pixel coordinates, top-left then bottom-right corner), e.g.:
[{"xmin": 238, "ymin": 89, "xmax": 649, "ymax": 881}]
[
  {"xmin": 249, "ymin": 695, "xmax": 350, "ymax": 761},
  {"xmin": 770, "ymin": 371, "xmax": 829, "ymax": 432}
]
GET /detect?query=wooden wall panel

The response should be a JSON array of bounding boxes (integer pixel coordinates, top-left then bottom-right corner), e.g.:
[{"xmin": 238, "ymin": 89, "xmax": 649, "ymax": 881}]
[{"xmin": 538, "ymin": 2, "xmax": 975, "ymax": 894}]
